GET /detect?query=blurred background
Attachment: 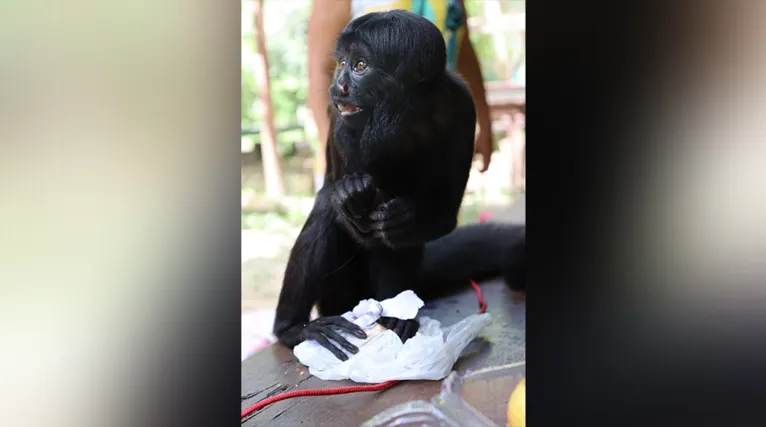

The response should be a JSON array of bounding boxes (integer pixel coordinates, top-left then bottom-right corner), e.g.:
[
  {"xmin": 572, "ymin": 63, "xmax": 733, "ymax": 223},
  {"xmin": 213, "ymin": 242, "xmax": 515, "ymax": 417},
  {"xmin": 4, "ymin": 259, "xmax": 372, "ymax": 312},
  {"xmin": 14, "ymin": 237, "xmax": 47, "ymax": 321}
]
[
  {"xmin": 6, "ymin": 1, "xmax": 766, "ymax": 424},
  {"xmin": 241, "ymin": 0, "xmax": 526, "ymax": 359}
]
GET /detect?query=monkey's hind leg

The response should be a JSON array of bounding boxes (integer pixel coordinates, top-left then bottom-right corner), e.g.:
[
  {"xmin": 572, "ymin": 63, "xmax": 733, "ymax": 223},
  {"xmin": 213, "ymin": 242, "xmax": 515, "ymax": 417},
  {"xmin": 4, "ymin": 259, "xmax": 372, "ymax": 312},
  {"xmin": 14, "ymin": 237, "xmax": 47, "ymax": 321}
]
[{"xmin": 368, "ymin": 246, "xmax": 424, "ymax": 343}]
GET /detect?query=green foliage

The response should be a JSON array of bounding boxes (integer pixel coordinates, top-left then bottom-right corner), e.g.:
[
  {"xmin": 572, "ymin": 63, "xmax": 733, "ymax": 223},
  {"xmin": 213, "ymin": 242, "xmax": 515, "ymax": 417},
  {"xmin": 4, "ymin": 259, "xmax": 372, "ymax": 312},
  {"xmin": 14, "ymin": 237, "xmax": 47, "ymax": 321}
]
[
  {"xmin": 241, "ymin": 0, "xmax": 524, "ymax": 151},
  {"xmin": 242, "ymin": 0, "xmax": 311, "ymax": 148},
  {"xmin": 463, "ymin": 0, "xmax": 525, "ymax": 83},
  {"xmin": 241, "ymin": 63, "xmax": 258, "ymax": 127},
  {"xmin": 469, "ymin": 32, "xmax": 500, "ymax": 81},
  {"xmin": 262, "ymin": 1, "xmax": 310, "ymax": 130}
]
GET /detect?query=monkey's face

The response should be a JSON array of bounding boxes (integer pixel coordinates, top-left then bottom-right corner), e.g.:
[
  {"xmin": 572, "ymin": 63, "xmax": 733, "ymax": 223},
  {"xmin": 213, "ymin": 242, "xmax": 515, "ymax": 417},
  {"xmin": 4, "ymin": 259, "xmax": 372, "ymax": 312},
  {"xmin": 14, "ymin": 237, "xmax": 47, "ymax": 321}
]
[{"xmin": 330, "ymin": 44, "xmax": 384, "ymax": 128}]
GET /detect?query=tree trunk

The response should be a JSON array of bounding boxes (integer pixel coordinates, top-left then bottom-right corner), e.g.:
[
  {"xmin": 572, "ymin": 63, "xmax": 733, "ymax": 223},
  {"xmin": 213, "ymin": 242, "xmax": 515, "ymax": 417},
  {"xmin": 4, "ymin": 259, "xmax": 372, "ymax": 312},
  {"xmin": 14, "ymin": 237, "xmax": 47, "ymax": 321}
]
[{"xmin": 252, "ymin": 0, "xmax": 285, "ymax": 197}]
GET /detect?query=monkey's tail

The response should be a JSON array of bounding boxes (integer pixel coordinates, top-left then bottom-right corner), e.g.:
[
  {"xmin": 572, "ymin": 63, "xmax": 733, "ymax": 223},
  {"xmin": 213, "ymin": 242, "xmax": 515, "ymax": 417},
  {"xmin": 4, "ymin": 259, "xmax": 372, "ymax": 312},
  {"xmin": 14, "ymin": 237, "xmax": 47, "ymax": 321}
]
[{"xmin": 419, "ymin": 222, "xmax": 525, "ymax": 297}]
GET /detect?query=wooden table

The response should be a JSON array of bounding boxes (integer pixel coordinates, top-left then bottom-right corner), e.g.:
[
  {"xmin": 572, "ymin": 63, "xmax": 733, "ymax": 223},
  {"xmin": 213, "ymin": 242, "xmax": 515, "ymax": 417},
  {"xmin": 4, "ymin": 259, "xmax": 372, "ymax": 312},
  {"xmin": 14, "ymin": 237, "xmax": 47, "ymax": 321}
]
[
  {"xmin": 241, "ymin": 202, "xmax": 526, "ymax": 426},
  {"xmin": 486, "ymin": 81, "xmax": 526, "ymax": 118},
  {"xmin": 241, "ymin": 280, "xmax": 525, "ymax": 426}
]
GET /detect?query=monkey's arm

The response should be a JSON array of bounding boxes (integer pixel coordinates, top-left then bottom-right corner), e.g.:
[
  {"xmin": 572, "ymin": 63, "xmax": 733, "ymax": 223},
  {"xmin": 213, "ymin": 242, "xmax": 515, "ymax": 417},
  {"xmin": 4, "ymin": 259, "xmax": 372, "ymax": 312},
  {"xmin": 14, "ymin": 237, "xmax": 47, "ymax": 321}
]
[
  {"xmin": 368, "ymin": 185, "xmax": 462, "ymax": 248},
  {"xmin": 368, "ymin": 107, "xmax": 476, "ymax": 248},
  {"xmin": 329, "ymin": 173, "xmax": 380, "ymax": 246},
  {"xmin": 323, "ymin": 123, "xmax": 380, "ymax": 244},
  {"xmin": 273, "ymin": 186, "xmax": 368, "ymax": 361}
]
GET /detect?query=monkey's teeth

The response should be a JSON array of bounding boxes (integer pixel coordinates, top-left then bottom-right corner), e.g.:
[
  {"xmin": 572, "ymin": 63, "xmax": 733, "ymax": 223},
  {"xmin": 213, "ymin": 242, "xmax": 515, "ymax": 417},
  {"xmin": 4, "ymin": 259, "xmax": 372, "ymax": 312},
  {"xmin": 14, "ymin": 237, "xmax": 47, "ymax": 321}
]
[{"xmin": 337, "ymin": 103, "xmax": 360, "ymax": 115}]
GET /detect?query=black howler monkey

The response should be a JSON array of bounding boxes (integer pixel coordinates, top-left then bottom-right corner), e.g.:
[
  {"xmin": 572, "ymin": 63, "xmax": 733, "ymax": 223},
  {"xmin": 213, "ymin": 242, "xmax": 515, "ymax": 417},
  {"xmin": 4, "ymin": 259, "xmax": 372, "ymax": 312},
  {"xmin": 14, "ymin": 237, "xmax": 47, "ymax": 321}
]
[{"xmin": 273, "ymin": 10, "xmax": 525, "ymax": 361}]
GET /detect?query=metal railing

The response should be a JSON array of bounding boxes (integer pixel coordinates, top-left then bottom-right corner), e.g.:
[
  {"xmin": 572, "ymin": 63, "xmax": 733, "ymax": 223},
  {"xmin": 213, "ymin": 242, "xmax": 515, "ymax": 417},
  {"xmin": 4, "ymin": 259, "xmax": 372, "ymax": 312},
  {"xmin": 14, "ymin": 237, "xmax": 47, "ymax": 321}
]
[{"xmin": 241, "ymin": 123, "xmax": 304, "ymax": 136}]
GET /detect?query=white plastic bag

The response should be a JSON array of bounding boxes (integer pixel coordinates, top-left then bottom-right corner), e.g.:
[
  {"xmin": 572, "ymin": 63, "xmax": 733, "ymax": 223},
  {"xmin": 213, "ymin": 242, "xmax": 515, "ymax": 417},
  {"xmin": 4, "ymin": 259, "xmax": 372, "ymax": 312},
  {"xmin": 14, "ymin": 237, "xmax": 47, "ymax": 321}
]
[{"xmin": 293, "ymin": 290, "xmax": 492, "ymax": 383}]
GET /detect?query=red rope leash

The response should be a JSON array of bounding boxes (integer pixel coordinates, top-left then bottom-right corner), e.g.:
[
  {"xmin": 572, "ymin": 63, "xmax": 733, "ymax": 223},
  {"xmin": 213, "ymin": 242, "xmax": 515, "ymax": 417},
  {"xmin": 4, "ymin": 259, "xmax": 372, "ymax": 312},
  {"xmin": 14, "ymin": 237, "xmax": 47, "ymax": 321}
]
[
  {"xmin": 470, "ymin": 280, "xmax": 488, "ymax": 314},
  {"xmin": 241, "ymin": 380, "xmax": 400, "ymax": 419},
  {"xmin": 241, "ymin": 280, "xmax": 486, "ymax": 420}
]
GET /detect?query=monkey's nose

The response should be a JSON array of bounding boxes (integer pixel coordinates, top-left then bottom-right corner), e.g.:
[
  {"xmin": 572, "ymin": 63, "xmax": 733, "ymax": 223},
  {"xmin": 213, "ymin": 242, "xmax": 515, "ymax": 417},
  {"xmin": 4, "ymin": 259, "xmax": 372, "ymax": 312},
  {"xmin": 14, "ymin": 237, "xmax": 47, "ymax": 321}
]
[{"xmin": 337, "ymin": 83, "xmax": 349, "ymax": 95}]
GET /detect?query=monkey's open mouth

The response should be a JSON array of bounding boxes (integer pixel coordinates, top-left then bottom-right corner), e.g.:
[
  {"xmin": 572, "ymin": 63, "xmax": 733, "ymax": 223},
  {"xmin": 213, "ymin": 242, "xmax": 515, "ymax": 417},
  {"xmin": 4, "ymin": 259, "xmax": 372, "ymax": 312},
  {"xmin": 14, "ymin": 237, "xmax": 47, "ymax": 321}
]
[{"xmin": 336, "ymin": 103, "xmax": 362, "ymax": 117}]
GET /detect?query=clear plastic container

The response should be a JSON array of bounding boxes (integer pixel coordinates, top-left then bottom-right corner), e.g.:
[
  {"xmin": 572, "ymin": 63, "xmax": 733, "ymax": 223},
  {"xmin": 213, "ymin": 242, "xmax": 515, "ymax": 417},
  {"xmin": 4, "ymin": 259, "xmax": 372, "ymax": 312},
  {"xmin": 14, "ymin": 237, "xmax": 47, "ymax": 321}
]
[{"xmin": 360, "ymin": 362, "xmax": 525, "ymax": 427}]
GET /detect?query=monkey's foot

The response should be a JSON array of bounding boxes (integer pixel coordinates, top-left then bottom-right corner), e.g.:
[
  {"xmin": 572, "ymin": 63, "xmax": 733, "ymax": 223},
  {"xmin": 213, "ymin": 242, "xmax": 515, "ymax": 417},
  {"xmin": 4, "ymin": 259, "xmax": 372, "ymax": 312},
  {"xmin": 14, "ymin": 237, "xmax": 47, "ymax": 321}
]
[{"xmin": 377, "ymin": 316, "xmax": 419, "ymax": 343}]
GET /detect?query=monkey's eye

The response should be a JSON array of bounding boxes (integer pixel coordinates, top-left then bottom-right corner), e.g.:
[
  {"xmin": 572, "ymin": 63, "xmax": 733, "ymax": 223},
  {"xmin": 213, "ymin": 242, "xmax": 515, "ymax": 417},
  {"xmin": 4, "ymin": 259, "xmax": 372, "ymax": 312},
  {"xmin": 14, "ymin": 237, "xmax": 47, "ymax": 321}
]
[
  {"xmin": 339, "ymin": 59, "xmax": 346, "ymax": 68},
  {"xmin": 354, "ymin": 60, "xmax": 368, "ymax": 73}
]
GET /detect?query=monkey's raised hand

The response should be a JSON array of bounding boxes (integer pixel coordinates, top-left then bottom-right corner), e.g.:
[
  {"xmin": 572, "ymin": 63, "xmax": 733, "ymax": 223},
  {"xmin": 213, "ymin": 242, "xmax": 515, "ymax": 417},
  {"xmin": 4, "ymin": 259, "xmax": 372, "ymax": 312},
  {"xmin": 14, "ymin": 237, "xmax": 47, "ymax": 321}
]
[
  {"xmin": 368, "ymin": 197, "xmax": 423, "ymax": 248},
  {"xmin": 377, "ymin": 316, "xmax": 419, "ymax": 343},
  {"xmin": 299, "ymin": 316, "xmax": 368, "ymax": 361},
  {"xmin": 331, "ymin": 173, "xmax": 378, "ymax": 236}
]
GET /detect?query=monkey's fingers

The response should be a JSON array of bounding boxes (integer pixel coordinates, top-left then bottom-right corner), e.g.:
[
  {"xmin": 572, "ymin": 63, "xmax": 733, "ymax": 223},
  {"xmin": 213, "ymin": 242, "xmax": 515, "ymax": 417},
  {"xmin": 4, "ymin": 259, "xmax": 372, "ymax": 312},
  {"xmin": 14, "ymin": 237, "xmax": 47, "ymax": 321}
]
[
  {"xmin": 369, "ymin": 210, "xmax": 414, "ymax": 232},
  {"xmin": 335, "ymin": 182, "xmax": 355, "ymax": 207},
  {"xmin": 352, "ymin": 174, "xmax": 374, "ymax": 195},
  {"xmin": 372, "ymin": 223, "xmax": 422, "ymax": 249},
  {"xmin": 378, "ymin": 317, "xmax": 419, "ymax": 343},
  {"xmin": 308, "ymin": 331, "xmax": 349, "ymax": 361},
  {"xmin": 401, "ymin": 320, "xmax": 419, "ymax": 342},
  {"xmin": 368, "ymin": 199, "xmax": 408, "ymax": 222},
  {"xmin": 377, "ymin": 316, "xmax": 398, "ymax": 329},
  {"xmin": 348, "ymin": 177, "xmax": 377, "ymax": 218},
  {"xmin": 392, "ymin": 319, "xmax": 407, "ymax": 337},
  {"xmin": 331, "ymin": 188, "xmax": 364, "ymax": 228},
  {"xmin": 348, "ymin": 197, "xmax": 374, "ymax": 221},
  {"xmin": 333, "ymin": 179, "xmax": 352, "ymax": 200},
  {"xmin": 322, "ymin": 327, "xmax": 360, "ymax": 354},
  {"xmin": 342, "ymin": 179, "xmax": 369, "ymax": 219},
  {"xmin": 330, "ymin": 189, "xmax": 350, "ymax": 215},
  {"xmin": 321, "ymin": 316, "xmax": 368, "ymax": 339}
]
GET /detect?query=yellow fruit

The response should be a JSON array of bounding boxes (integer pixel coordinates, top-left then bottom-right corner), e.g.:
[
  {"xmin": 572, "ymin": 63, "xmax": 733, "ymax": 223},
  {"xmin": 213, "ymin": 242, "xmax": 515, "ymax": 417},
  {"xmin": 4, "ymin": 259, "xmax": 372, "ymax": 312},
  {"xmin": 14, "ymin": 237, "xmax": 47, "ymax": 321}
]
[{"xmin": 507, "ymin": 377, "xmax": 526, "ymax": 427}]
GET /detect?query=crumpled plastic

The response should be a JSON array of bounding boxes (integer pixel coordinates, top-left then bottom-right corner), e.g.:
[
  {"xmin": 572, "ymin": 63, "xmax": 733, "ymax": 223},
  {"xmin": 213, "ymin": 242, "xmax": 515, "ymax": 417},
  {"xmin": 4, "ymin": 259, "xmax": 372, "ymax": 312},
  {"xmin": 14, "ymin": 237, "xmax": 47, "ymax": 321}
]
[{"xmin": 293, "ymin": 290, "xmax": 492, "ymax": 383}]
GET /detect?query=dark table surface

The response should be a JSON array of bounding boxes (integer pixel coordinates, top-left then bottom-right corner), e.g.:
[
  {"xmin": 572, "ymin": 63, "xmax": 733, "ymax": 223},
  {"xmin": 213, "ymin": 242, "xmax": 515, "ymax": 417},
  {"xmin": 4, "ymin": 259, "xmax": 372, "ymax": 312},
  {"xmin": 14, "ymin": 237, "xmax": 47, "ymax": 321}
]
[{"xmin": 241, "ymin": 200, "xmax": 526, "ymax": 427}]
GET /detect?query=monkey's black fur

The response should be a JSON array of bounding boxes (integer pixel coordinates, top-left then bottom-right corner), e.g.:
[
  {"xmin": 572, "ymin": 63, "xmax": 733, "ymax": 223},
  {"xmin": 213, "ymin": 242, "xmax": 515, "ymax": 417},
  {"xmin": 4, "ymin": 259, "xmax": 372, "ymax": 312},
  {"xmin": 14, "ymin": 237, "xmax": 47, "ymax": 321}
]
[
  {"xmin": 273, "ymin": 10, "xmax": 525, "ymax": 361},
  {"xmin": 419, "ymin": 223, "xmax": 526, "ymax": 299}
]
